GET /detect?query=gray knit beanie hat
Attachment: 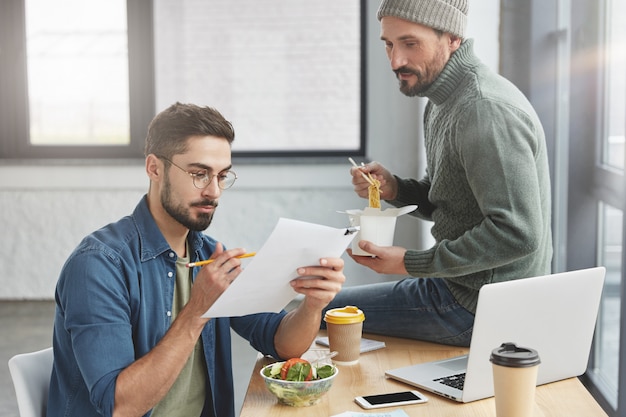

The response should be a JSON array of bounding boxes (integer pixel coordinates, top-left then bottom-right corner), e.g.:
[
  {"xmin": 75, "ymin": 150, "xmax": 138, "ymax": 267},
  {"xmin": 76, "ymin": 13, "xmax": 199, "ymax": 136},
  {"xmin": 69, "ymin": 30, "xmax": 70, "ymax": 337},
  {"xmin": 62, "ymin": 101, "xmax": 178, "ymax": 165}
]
[{"xmin": 377, "ymin": 0, "xmax": 468, "ymax": 38}]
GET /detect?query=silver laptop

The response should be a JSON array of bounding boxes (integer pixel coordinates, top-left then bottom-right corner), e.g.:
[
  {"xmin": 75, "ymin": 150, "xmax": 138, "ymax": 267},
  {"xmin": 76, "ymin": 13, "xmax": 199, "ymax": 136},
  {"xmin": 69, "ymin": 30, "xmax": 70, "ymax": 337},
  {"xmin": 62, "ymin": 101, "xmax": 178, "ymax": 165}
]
[{"xmin": 385, "ymin": 267, "xmax": 606, "ymax": 403}]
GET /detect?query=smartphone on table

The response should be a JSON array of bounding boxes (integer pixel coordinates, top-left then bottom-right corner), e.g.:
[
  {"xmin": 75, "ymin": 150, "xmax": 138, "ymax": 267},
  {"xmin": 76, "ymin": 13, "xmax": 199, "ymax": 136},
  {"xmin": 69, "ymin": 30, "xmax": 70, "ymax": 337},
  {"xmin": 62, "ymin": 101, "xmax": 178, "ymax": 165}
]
[{"xmin": 354, "ymin": 390, "xmax": 428, "ymax": 409}]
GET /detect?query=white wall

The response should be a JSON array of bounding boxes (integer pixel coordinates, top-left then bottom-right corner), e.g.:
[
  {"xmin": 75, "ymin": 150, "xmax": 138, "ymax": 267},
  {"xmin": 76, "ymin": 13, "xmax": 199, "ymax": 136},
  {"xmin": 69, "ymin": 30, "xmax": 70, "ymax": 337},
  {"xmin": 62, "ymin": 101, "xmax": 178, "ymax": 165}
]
[{"xmin": 0, "ymin": 1, "xmax": 499, "ymax": 299}]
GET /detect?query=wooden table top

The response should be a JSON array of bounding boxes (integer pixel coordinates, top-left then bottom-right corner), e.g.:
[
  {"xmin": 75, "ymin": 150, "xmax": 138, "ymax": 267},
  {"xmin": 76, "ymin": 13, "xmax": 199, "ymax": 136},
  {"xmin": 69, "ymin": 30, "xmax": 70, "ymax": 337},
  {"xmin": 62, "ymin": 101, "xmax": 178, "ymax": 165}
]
[{"xmin": 239, "ymin": 332, "xmax": 608, "ymax": 417}]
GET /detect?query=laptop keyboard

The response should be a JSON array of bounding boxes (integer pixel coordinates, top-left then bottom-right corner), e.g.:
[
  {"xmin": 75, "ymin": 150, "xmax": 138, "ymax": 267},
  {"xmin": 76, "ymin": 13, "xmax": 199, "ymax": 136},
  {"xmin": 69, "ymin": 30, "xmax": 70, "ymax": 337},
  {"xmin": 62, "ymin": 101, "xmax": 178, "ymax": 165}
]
[{"xmin": 434, "ymin": 373, "xmax": 466, "ymax": 390}]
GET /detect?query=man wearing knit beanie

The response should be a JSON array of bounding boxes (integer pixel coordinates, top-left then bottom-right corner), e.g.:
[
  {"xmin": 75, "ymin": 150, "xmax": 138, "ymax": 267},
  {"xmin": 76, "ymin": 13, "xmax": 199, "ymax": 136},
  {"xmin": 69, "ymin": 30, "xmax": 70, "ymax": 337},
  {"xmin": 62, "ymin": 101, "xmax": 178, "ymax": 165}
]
[
  {"xmin": 377, "ymin": 0, "xmax": 468, "ymax": 97},
  {"xmin": 378, "ymin": 0, "xmax": 468, "ymax": 38},
  {"xmin": 323, "ymin": 0, "xmax": 552, "ymax": 348}
]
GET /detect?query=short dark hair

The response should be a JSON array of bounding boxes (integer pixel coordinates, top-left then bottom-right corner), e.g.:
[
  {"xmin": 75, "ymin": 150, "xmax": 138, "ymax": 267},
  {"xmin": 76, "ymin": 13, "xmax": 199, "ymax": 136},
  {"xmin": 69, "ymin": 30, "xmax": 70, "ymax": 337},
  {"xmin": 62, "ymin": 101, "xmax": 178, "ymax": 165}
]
[{"xmin": 144, "ymin": 102, "xmax": 235, "ymax": 158}]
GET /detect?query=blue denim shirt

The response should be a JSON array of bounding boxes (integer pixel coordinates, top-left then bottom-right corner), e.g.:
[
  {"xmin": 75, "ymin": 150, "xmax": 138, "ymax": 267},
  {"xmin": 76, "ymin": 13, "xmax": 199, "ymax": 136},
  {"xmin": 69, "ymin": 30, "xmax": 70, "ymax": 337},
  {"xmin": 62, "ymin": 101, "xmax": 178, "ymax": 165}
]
[{"xmin": 47, "ymin": 195, "xmax": 286, "ymax": 417}]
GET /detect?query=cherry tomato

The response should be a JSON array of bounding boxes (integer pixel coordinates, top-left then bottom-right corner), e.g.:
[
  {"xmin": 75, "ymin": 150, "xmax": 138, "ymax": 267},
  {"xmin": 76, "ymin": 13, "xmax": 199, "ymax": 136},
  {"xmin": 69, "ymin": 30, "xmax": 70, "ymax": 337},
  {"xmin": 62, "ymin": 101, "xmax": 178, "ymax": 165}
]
[{"xmin": 280, "ymin": 358, "xmax": 313, "ymax": 381}]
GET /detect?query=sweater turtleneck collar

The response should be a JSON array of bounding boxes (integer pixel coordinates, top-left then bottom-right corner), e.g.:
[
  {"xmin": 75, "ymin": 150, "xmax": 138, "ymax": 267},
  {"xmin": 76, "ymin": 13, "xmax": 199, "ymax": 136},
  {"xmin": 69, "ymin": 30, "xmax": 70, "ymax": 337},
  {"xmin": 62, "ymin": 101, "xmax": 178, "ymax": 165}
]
[{"xmin": 420, "ymin": 38, "xmax": 480, "ymax": 105}]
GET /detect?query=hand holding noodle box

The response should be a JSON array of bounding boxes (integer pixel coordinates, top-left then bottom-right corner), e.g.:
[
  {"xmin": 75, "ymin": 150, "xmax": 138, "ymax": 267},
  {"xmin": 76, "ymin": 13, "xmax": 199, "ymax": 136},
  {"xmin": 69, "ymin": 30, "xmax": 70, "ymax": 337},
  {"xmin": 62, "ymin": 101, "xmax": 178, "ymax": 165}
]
[{"xmin": 345, "ymin": 164, "xmax": 417, "ymax": 256}]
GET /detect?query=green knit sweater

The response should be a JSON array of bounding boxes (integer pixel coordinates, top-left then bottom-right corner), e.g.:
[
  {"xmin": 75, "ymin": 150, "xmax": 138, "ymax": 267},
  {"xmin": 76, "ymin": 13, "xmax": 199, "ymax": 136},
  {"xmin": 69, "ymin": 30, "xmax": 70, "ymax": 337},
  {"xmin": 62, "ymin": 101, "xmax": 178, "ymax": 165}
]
[{"xmin": 388, "ymin": 39, "xmax": 553, "ymax": 313}]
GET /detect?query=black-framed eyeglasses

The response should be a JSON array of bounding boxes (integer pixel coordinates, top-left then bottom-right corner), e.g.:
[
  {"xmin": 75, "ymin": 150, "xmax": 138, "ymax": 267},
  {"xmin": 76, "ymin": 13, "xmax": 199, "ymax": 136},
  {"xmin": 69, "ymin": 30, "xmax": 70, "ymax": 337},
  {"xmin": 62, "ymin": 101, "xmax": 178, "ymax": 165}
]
[{"xmin": 158, "ymin": 156, "xmax": 237, "ymax": 190}]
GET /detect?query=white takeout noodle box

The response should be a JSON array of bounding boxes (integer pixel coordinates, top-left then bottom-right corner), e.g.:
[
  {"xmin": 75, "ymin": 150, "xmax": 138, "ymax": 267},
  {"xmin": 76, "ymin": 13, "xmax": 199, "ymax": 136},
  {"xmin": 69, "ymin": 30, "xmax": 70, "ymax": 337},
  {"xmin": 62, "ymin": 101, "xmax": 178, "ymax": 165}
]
[{"xmin": 344, "ymin": 205, "xmax": 417, "ymax": 256}]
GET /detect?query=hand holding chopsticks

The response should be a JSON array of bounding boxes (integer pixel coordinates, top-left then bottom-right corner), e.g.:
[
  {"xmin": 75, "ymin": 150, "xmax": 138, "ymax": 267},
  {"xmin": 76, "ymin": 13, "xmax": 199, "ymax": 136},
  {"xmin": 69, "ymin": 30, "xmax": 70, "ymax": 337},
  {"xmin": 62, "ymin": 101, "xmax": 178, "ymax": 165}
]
[{"xmin": 348, "ymin": 157, "xmax": 377, "ymax": 187}]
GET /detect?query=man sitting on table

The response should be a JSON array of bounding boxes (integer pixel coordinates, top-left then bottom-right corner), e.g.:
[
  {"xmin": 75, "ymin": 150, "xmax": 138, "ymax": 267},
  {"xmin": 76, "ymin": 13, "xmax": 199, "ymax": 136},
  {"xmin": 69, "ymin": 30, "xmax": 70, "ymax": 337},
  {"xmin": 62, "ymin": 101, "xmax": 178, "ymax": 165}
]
[
  {"xmin": 323, "ymin": 0, "xmax": 552, "ymax": 347},
  {"xmin": 47, "ymin": 102, "xmax": 346, "ymax": 417}
]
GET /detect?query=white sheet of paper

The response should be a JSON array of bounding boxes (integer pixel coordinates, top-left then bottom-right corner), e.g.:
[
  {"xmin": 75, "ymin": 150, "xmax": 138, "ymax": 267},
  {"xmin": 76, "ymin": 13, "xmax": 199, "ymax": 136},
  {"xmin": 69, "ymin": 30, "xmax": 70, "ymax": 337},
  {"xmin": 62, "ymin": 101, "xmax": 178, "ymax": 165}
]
[{"xmin": 202, "ymin": 218, "xmax": 356, "ymax": 318}]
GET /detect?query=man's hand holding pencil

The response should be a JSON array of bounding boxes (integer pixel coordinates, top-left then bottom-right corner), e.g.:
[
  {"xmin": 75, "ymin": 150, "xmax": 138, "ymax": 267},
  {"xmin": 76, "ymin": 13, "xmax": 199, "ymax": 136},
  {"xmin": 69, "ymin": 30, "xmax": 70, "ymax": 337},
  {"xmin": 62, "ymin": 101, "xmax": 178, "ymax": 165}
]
[
  {"xmin": 184, "ymin": 244, "xmax": 253, "ymax": 319},
  {"xmin": 187, "ymin": 252, "xmax": 256, "ymax": 268}
]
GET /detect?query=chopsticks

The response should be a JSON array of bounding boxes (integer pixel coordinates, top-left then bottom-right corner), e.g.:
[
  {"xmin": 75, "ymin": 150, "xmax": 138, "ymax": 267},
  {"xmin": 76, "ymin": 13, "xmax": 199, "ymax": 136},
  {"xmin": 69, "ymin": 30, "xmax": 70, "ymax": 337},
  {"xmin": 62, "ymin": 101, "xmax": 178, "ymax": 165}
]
[{"xmin": 348, "ymin": 157, "xmax": 377, "ymax": 187}]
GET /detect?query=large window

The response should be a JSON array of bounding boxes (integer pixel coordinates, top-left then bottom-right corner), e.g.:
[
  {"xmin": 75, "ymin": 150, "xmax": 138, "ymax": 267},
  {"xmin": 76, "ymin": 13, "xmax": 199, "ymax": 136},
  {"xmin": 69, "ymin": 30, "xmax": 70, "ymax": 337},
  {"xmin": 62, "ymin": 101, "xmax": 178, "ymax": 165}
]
[
  {"xmin": 569, "ymin": 0, "xmax": 625, "ymax": 414},
  {"xmin": 501, "ymin": 0, "xmax": 625, "ymax": 414},
  {"xmin": 0, "ymin": 0, "xmax": 364, "ymax": 160},
  {"xmin": 588, "ymin": 2, "xmax": 625, "ymax": 408},
  {"xmin": 25, "ymin": 0, "xmax": 130, "ymax": 147}
]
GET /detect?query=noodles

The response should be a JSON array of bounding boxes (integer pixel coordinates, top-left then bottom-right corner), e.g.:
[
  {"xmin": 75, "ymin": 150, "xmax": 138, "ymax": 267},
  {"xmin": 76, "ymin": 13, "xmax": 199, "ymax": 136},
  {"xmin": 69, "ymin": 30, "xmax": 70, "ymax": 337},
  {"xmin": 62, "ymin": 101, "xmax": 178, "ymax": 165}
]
[{"xmin": 368, "ymin": 177, "xmax": 381, "ymax": 209}]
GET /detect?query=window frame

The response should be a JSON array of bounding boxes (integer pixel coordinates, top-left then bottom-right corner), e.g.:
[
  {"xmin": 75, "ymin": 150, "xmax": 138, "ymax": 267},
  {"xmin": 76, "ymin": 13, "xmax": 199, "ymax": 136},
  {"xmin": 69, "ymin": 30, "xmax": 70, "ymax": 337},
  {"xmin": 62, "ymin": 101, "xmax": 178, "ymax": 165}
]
[
  {"xmin": 0, "ymin": 0, "xmax": 153, "ymax": 160},
  {"xmin": 565, "ymin": 0, "xmax": 625, "ymax": 415},
  {"xmin": 0, "ymin": 0, "xmax": 366, "ymax": 161},
  {"xmin": 501, "ymin": 0, "xmax": 625, "ymax": 414}
]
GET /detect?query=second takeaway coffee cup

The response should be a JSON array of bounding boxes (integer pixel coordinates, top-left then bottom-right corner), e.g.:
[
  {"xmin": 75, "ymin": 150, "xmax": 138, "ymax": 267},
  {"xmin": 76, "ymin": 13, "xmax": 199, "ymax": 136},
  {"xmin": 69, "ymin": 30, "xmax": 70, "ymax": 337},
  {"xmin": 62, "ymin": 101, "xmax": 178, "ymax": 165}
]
[
  {"xmin": 324, "ymin": 306, "xmax": 365, "ymax": 365},
  {"xmin": 490, "ymin": 342, "xmax": 541, "ymax": 417}
]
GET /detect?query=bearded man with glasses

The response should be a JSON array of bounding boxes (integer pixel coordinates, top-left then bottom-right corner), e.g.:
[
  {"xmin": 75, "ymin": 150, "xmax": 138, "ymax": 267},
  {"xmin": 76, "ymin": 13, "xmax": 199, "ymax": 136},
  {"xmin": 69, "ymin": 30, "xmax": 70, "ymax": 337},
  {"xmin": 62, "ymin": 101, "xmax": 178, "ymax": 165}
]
[{"xmin": 47, "ymin": 102, "xmax": 347, "ymax": 417}]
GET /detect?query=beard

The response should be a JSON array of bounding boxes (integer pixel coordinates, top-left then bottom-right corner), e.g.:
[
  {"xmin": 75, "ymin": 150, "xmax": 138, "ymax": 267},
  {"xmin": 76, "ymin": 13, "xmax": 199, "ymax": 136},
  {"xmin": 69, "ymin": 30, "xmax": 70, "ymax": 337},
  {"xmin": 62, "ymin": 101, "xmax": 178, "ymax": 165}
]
[
  {"xmin": 395, "ymin": 45, "xmax": 449, "ymax": 97},
  {"xmin": 161, "ymin": 173, "xmax": 217, "ymax": 232}
]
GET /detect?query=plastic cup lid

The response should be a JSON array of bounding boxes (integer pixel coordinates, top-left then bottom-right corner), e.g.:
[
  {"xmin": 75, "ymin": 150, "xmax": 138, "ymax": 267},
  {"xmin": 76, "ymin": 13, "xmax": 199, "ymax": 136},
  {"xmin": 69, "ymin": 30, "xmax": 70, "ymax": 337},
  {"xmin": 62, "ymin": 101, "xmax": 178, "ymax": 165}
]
[
  {"xmin": 490, "ymin": 342, "xmax": 541, "ymax": 368},
  {"xmin": 324, "ymin": 306, "xmax": 365, "ymax": 325}
]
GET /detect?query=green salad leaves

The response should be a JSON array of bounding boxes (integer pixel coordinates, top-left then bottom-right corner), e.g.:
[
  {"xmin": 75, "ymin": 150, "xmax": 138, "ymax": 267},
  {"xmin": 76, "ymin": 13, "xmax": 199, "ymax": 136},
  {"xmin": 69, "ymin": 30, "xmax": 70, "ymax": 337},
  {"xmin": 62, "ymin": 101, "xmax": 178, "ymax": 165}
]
[{"xmin": 264, "ymin": 358, "xmax": 336, "ymax": 382}]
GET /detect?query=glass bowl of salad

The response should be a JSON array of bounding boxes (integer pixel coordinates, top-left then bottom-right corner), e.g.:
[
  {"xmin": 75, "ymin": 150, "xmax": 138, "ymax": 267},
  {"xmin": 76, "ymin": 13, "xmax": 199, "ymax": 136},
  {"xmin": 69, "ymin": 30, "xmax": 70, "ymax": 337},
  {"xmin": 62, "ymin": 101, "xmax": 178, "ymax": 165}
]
[{"xmin": 260, "ymin": 357, "xmax": 339, "ymax": 407}]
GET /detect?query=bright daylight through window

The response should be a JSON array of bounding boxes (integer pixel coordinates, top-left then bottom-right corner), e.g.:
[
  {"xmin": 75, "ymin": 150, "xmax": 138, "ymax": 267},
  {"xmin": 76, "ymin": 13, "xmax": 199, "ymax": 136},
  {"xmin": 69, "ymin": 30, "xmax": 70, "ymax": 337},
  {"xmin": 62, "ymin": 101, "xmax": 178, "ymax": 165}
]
[
  {"xmin": 25, "ymin": 0, "xmax": 129, "ymax": 146},
  {"xmin": 603, "ymin": 0, "xmax": 625, "ymax": 170}
]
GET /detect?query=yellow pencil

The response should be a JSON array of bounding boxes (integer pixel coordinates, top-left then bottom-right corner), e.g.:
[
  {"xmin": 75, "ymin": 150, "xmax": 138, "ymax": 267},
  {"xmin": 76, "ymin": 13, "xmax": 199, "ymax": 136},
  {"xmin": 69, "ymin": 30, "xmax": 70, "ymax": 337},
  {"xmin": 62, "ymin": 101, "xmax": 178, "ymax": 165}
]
[{"xmin": 186, "ymin": 252, "xmax": 256, "ymax": 268}]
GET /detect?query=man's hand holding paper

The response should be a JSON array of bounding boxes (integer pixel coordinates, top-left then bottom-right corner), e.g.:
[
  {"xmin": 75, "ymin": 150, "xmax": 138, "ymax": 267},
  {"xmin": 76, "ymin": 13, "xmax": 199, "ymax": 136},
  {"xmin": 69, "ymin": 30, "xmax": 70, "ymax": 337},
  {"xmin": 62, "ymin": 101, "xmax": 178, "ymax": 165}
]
[
  {"xmin": 202, "ymin": 218, "xmax": 356, "ymax": 318},
  {"xmin": 291, "ymin": 257, "xmax": 346, "ymax": 311}
]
